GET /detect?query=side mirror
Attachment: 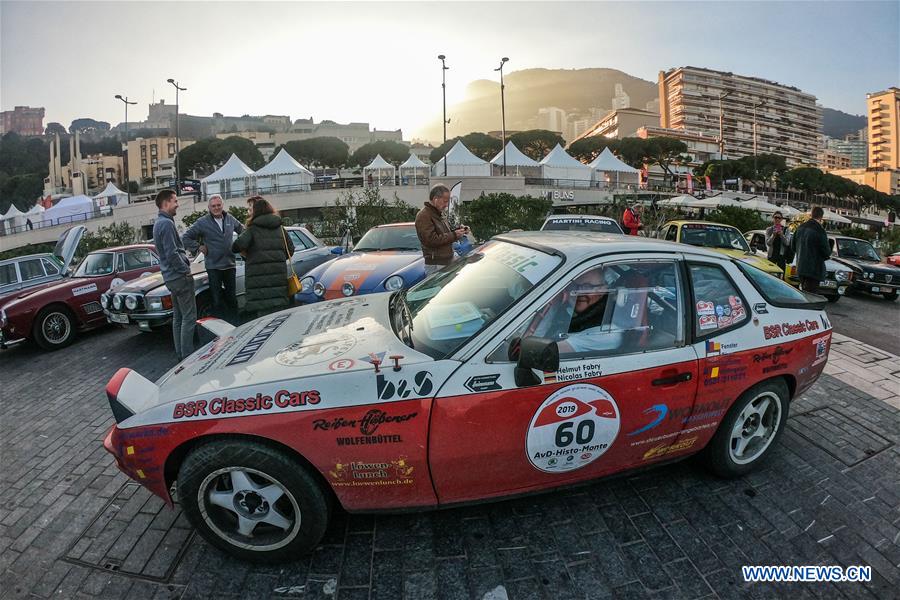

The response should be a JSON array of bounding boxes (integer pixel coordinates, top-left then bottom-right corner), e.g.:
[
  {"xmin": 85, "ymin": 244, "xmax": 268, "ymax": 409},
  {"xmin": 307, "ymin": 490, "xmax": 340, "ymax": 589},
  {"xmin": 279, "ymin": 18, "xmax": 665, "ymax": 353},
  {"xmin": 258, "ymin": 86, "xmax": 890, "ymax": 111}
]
[
  {"xmin": 330, "ymin": 246, "xmax": 344, "ymax": 255},
  {"xmin": 514, "ymin": 336, "xmax": 559, "ymax": 387}
]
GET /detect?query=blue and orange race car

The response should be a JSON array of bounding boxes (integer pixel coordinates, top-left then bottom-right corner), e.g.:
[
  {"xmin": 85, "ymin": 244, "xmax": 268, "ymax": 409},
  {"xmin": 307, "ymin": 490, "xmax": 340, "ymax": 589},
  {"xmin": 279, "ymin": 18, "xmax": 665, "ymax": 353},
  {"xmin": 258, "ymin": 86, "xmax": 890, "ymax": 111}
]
[{"xmin": 296, "ymin": 222, "xmax": 470, "ymax": 303}]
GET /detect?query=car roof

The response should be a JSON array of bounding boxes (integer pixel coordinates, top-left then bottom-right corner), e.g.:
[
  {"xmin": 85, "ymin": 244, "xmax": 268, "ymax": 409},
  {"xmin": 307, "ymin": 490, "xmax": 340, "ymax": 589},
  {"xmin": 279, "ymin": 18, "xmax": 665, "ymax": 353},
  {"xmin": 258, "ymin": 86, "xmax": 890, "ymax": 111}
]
[
  {"xmin": 89, "ymin": 243, "xmax": 158, "ymax": 254},
  {"xmin": 373, "ymin": 222, "xmax": 415, "ymax": 228},
  {"xmin": 667, "ymin": 220, "xmax": 740, "ymax": 229},
  {"xmin": 544, "ymin": 214, "xmax": 615, "ymax": 221},
  {"xmin": 828, "ymin": 235, "xmax": 866, "ymax": 242},
  {"xmin": 0, "ymin": 252, "xmax": 53, "ymax": 266},
  {"xmin": 494, "ymin": 231, "xmax": 729, "ymax": 263}
]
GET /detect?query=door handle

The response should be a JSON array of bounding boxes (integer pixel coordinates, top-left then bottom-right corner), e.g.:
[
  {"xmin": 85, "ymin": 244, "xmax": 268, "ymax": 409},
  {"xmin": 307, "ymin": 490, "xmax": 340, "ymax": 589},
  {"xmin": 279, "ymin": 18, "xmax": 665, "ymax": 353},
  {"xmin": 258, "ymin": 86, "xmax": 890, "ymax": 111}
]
[{"xmin": 652, "ymin": 372, "xmax": 692, "ymax": 386}]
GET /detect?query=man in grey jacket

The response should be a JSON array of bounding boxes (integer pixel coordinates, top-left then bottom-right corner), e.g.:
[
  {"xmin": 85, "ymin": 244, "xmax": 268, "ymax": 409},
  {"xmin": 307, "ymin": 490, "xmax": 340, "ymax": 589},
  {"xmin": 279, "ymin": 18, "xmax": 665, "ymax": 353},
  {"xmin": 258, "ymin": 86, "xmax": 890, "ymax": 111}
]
[
  {"xmin": 182, "ymin": 194, "xmax": 244, "ymax": 323},
  {"xmin": 152, "ymin": 189, "xmax": 195, "ymax": 360}
]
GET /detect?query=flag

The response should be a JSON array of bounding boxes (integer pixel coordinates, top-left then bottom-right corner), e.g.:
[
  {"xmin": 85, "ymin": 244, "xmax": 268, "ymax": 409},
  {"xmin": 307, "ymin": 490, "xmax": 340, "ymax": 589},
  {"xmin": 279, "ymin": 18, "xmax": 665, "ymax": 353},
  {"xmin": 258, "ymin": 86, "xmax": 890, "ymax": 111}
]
[
  {"xmin": 686, "ymin": 173, "xmax": 693, "ymax": 194},
  {"xmin": 41, "ymin": 195, "xmax": 52, "ymax": 208},
  {"xmin": 448, "ymin": 181, "xmax": 462, "ymax": 227},
  {"xmin": 705, "ymin": 176, "xmax": 712, "ymax": 191},
  {"xmin": 705, "ymin": 340, "xmax": 721, "ymax": 355}
]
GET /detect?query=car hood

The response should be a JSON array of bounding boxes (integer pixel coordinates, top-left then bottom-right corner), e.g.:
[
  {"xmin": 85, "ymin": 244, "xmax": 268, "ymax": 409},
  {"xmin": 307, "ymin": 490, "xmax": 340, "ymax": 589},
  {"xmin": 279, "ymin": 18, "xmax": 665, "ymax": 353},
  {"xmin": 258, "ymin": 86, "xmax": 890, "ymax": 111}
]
[
  {"xmin": 832, "ymin": 256, "xmax": 900, "ymax": 274},
  {"xmin": 310, "ymin": 250, "xmax": 423, "ymax": 291},
  {"xmin": 112, "ymin": 262, "xmax": 207, "ymax": 295},
  {"xmin": 710, "ymin": 248, "xmax": 782, "ymax": 274},
  {"xmin": 155, "ymin": 293, "xmax": 433, "ymax": 401}
]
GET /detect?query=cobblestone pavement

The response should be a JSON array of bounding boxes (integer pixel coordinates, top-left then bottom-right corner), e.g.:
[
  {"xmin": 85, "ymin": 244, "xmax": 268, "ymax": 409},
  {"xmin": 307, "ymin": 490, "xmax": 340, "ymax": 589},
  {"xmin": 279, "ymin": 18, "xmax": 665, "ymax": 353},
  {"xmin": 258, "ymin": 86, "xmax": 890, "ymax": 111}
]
[{"xmin": 1, "ymin": 326, "xmax": 899, "ymax": 600}]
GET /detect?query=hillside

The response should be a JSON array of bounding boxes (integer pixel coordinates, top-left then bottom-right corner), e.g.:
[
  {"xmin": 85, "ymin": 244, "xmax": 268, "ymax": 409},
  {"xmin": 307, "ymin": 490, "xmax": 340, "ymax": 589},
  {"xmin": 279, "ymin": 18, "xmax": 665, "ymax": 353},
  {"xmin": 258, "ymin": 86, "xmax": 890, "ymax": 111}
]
[{"xmin": 823, "ymin": 107, "xmax": 866, "ymax": 139}]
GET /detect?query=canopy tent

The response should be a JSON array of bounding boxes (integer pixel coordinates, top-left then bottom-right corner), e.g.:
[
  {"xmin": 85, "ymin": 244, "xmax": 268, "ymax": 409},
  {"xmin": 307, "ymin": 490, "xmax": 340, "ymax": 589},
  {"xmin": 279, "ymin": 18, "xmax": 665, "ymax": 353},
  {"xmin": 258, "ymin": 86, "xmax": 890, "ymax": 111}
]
[
  {"xmin": 0, "ymin": 204, "xmax": 27, "ymax": 234},
  {"xmin": 820, "ymin": 209, "xmax": 852, "ymax": 225},
  {"xmin": 737, "ymin": 197, "xmax": 783, "ymax": 214},
  {"xmin": 399, "ymin": 153, "xmax": 429, "ymax": 185},
  {"xmin": 689, "ymin": 196, "xmax": 743, "ymax": 210},
  {"xmin": 777, "ymin": 204, "xmax": 802, "ymax": 218},
  {"xmin": 490, "ymin": 141, "xmax": 542, "ymax": 177},
  {"xmin": 93, "ymin": 182, "xmax": 128, "ymax": 206},
  {"xmin": 41, "ymin": 195, "xmax": 96, "ymax": 227},
  {"xmin": 201, "ymin": 153, "xmax": 254, "ymax": 199},
  {"xmin": 539, "ymin": 144, "xmax": 592, "ymax": 185},
  {"xmin": 25, "ymin": 203, "xmax": 45, "ymax": 217},
  {"xmin": 588, "ymin": 147, "xmax": 640, "ymax": 188},
  {"xmin": 363, "ymin": 154, "xmax": 397, "ymax": 187},
  {"xmin": 431, "ymin": 141, "xmax": 491, "ymax": 177},
  {"xmin": 254, "ymin": 148, "xmax": 314, "ymax": 194},
  {"xmin": 656, "ymin": 195, "xmax": 697, "ymax": 207}
]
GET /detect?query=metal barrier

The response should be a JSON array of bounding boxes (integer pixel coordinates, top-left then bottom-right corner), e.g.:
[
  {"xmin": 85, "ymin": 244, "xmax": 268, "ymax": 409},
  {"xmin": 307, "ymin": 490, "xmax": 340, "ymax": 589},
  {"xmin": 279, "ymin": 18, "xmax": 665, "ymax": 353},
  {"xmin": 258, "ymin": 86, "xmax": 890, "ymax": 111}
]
[{"xmin": 0, "ymin": 208, "xmax": 109, "ymax": 236}]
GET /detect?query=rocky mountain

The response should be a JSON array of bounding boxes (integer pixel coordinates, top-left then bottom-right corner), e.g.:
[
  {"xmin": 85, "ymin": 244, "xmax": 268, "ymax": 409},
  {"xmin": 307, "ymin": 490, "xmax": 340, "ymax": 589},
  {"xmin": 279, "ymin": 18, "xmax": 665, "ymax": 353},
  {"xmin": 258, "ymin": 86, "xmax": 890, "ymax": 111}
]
[{"xmin": 822, "ymin": 107, "xmax": 867, "ymax": 140}]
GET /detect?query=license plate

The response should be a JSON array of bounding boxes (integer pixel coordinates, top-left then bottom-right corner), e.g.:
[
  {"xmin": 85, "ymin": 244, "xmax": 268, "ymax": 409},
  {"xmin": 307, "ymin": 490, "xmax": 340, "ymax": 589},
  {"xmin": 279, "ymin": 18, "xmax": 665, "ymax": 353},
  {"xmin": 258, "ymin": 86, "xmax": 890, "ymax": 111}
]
[
  {"xmin": 871, "ymin": 286, "xmax": 880, "ymax": 293},
  {"xmin": 109, "ymin": 313, "xmax": 129, "ymax": 324},
  {"xmin": 820, "ymin": 280, "xmax": 836, "ymax": 288}
]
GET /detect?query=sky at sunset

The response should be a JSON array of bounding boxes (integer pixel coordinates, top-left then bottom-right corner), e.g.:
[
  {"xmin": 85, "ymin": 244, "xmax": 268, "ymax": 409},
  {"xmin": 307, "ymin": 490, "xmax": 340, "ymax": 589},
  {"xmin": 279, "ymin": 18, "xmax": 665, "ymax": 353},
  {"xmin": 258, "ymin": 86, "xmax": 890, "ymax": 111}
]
[{"xmin": 2, "ymin": 1, "xmax": 897, "ymax": 140}]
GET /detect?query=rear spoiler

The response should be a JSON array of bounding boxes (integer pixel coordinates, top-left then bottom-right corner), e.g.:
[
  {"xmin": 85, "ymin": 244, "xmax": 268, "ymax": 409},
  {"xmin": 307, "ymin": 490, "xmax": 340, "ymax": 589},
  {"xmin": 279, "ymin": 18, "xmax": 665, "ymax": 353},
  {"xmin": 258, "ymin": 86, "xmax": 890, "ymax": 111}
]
[
  {"xmin": 197, "ymin": 317, "xmax": 235, "ymax": 337},
  {"xmin": 106, "ymin": 368, "xmax": 159, "ymax": 424}
]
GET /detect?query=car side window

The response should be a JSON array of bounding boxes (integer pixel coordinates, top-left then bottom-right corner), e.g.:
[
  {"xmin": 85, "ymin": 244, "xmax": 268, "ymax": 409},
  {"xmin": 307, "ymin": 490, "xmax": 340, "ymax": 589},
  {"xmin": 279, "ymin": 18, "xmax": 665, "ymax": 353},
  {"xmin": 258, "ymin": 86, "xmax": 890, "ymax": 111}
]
[
  {"xmin": 664, "ymin": 225, "xmax": 677, "ymax": 241},
  {"xmin": 498, "ymin": 260, "xmax": 684, "ymax": 361},
  {"xmin": 41, "ymin": 259, "xmax": 61, "ymax": 276},
  {"xmin": 288, "ymin": 231, "xmax": 312, "ymax": 250},
  {"xmin": 0, "ymin": 263, "xmax": 18, "ymax": 286},
  {"xmin": 121, "ymin": 249, "xmax": 154, "ymax": 271},
  {"xmin": 688, "ymin": 263, "xmax": 748, "ymax": 336},
  {"xmin": 19, "ymin": 259, "xmax": 46, "ymax": 281}
]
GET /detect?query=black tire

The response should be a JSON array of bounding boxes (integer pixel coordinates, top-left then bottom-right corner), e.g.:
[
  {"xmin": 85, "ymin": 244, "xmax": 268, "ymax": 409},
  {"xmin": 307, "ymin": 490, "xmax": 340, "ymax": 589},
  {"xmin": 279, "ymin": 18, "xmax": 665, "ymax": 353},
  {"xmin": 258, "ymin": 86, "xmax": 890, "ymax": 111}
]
[
  {"xmin": 825, "ymin": 294, "xmax": 840, "ymax": 303},
  {"xmin": 702, "ymin": 379, "xmax": 789, "ymax": 478},
  {"xmin": 32, "ymin": 305, "xmax": 77, "ymax": 351},
  {"xmin": 882, "ymin": 291, "xmax": 898, "ymax": 301},
  {"xmin": 177, "ymin": 440, "xmax": 330, "ymax": 562}
]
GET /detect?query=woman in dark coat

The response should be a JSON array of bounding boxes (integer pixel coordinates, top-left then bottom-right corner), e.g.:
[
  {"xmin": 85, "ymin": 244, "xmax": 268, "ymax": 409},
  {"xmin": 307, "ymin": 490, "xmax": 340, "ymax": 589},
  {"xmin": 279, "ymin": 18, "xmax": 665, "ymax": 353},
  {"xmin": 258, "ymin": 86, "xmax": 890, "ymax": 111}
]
[{"xmin": 232, "ymin": 196, "xmax": 294, "ymax": 321}]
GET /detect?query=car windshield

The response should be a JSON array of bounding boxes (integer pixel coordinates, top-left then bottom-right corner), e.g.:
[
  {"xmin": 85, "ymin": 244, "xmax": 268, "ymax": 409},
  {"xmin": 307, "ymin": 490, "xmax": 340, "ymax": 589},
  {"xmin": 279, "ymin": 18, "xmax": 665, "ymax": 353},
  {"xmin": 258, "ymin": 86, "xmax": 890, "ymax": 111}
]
[
  {"xmin": 73, "ymin": 253, "xmax": 115, "ymax": 277},
  {"xmin": 395, "ymin": 241, "xmax": 562, "ymax": 359},
  {"xmin": 681, "ymin": 224, "xmax": 750, "ymax": 252},
  {"xmin": 354, "ymin": 225, "xmax": 422, "ymax": 252},
  {"xmin": 542, "ymin": 218, "xmax": 622, "ymax": 234},
  {"xmin": 837, "ymin": 239, "xmax": 880, "ymax": 261}
]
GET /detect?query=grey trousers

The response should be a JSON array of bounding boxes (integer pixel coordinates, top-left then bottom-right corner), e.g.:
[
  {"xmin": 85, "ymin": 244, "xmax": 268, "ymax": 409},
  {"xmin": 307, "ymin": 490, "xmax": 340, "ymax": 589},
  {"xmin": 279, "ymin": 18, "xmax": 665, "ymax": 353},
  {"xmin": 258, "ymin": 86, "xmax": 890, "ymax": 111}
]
[{"xmin": 166, "ymin": 274, "xmax": 196, "ymax": 360}]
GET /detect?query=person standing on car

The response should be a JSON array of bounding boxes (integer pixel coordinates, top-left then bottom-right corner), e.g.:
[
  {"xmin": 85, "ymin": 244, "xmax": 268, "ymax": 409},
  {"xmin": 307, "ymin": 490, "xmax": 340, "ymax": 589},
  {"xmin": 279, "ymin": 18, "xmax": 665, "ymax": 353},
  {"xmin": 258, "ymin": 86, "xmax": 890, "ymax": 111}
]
[
  {"xmin": 622, "ymin": 203, "xmax": 642, "ymax": 236},
  {"xmin": 152, "ymin": 189, "xmax": 195, "ymax": 360},
  {"xmin": 792, "ymin": 206, "xmax": 831, "ymax": 294},
  {"xmin": 182, "ymin": 194, "xmax": 244, "ymax": 324},
  {"xmin": 415, "ymin": 184, "xmax": 467, "ymax": 276},
  {"xmin": 764, "ymin": 211, "xmax": 789, "ymax": 270},
  {"xmin": 232, "ymin": 196, "xmax": 294, "ymax": 322}
]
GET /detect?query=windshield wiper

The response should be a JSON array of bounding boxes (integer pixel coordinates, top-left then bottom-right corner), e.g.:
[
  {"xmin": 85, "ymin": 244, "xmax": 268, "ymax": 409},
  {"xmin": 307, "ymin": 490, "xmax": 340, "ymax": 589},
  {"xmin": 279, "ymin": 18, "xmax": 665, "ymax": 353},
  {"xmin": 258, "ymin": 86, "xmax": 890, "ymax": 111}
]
[{"xmin": 378, "ymin": 247, "xmax": 420, "ymax": 251}]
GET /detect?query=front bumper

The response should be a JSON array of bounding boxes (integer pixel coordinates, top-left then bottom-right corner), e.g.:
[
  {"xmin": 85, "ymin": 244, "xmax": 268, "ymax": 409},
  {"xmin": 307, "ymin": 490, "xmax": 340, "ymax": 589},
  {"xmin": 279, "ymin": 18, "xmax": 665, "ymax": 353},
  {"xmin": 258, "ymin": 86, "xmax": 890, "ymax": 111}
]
[
  {"xmin": 852, "ymin": 280, "xmax": 899, "ymax": 294},
  {"xmin": 106, "ymin": 309, "xmax": 173, "ymax": 331},
  {"xmin": 104, "ymin": 425, "xmax": 173, "ymax": 506}
]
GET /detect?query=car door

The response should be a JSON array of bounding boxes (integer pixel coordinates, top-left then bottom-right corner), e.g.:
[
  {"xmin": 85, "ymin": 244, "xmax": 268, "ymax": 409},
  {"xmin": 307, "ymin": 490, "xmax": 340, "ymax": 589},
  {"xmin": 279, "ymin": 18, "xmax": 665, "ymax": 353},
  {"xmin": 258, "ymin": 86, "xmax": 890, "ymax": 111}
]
[{"xmin": 428, "ymin": 254, "xmax": 700, "ymax": 504}]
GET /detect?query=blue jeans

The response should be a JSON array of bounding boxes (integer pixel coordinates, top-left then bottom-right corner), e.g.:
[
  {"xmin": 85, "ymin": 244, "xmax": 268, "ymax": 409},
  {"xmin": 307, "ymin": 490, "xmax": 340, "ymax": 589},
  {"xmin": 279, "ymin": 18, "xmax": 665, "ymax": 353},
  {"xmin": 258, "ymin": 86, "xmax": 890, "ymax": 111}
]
[
  {"xmin": 207, "ymin": 267, "xmax": 238, "ymax": 324},
  {"xmin": 166, "ymin": 274, "xmax": 196, "ymax": 360}
]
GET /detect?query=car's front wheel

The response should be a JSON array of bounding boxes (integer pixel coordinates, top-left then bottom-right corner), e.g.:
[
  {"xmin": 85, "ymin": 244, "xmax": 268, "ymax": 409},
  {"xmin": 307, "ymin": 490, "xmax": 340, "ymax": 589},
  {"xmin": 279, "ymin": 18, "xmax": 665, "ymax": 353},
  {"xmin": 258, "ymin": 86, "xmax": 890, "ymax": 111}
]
[
  {"xmin": 177, "ymin": 440, "xmax": 330, "ymax": 562},
  {"xmin": 825, "ymin": 294, "xmax": 840, "ymax": 303},
  {"xmin": 33, "ymin": 305, "xmax": 76, "ymax": 350},
  {"xmin": 883, "ymin": 290, "xmax": 898, "ymax": 301},
  {"xmin": 702, "ymin": 379, "xmax": 789, "ymax": 477}
]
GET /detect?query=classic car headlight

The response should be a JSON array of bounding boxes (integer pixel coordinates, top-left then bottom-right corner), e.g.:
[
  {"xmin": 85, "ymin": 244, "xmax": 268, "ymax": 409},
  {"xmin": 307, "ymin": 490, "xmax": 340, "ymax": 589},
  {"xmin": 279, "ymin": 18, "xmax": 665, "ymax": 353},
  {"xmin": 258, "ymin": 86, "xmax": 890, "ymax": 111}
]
[
  {"xmin": 0, "ymin": 308, "xmax": 6, "ymax": 329},
  {"xmin": 100, "ymin": 293, "xmax": 109, "ymax": 309},
  {"xmin": 124, "ymin": 295, "xmax": 138, "ymax": 310},
  {"xmin": 148, "ymin": 299, "xmax": 163, "ymax": 311},
  {"xmin": 864, "ymin": 272, "xmax": 872, "ymax": 279},
  {"xmin": 383, "ymin": 275, "xmax": 404, "ymax": 291},
  {"xmin": 112, "ymin": 295, "xmax": 123, "ymax": 310},
  {"xmin": 342, "ymin": 282, "xmax": 355, "ymax": 297},
  {"xmin": 300, "ymin": 276, "xmax": 314, "ymax": 293},
  {"xmin": 313, "ymin": 282, "xmax": 325, "ymax": 297},
  {"xmin": 835, "ymin": 270, "xmax": 851, "ymax": 282}
]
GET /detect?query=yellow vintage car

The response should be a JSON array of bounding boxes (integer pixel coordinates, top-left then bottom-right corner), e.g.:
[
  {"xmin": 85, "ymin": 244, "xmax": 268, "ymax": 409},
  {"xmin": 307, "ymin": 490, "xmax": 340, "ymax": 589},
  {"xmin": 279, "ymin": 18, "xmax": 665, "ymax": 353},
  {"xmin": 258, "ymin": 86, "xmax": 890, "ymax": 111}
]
[{"xmin": 658, "ymin": 220, "xmax": 785, "ymax": 278}]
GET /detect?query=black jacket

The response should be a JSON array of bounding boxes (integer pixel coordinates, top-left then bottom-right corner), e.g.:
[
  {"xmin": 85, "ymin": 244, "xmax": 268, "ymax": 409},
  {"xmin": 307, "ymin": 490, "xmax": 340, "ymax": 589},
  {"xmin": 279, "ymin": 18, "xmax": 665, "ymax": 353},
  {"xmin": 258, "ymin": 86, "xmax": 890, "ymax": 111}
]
[
  {"xmin": 232, "ymin": 214, "xmax": 294, "ymax": 315},
  {"xmin": 791, "ymin": 219, "xmax": 830, "ymax": 281}
]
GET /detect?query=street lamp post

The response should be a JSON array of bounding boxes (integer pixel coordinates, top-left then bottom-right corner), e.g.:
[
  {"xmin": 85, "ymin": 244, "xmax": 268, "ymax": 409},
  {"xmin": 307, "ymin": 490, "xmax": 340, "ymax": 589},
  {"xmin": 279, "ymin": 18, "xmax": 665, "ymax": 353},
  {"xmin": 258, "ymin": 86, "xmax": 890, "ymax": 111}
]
[
  {"xmin": 114, "ymin": 94, "xmax": 137, "ymax": 204},
  {"xmin": 752, "ymin": 99, "xmax": 767, "ymax": 182},
  {"xmin": 438, "ymin": 55, "xmax": 449, "ymax": 177},
  {"xmin": 166, "ymin": 78, "xmax": 187, "ymax": 193},
  {"xmin": 495, "ymin": 57, "xmax": 509, "ymax": 175},
  {"xmin": 717, "ymin": 89, "xmax": 732, "ymax": 159}
]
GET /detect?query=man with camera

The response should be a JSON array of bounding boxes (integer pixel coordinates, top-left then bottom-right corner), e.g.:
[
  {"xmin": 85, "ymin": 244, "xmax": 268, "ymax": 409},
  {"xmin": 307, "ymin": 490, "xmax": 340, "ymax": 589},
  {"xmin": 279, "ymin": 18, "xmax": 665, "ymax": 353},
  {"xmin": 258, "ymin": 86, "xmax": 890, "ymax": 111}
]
[{"xmin": 415, "ymin": 184, "xmax": 469, "ymax": 276}]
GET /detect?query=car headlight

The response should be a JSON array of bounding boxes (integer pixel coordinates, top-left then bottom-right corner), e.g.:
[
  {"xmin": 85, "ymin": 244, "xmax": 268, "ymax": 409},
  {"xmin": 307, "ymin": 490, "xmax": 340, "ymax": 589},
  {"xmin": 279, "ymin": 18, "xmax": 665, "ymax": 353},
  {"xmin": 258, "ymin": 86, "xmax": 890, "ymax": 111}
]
[
  {"xmin": 112, "ymin": 295, "xmax": 123, "ymax": 310},
  {"xmin": 313, "ymin": 282, "xmax": 325, "ymax": 297},
  {"xmin": 100, "ymin": 293, "xmax": 109, "ymax": 308},
  {"xmin": 835, "ymin": 271, "xmax": 850, "ymax": 282},
  {"xmin": 125, "ymin": 295, "xmax": 138, "ymax": 310},
  {"xmin": 384, "ymin": 275, "xmax": 404, "ymax": 291},
  {"xmin": 300, "ymin": 276, "xmax": 314, "ymax": 293},
  {"xmin": 342, "ymin": 282, "xmax": 355, "ymax": 297},
  {"xmin": 148, "ymin": 299, "xmax": 163, "ymax": 311},
  {"xmin": 0, "ymin": 308, "xmax": 6, "ymax": 329}
]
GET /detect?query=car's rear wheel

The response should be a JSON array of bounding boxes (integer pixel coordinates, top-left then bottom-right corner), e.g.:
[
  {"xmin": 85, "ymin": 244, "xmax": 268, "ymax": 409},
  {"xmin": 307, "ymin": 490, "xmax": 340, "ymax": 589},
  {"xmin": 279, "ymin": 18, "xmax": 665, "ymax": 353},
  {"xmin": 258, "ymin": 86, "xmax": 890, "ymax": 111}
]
[
  {"xmin": 177, "ymin": 440, "xmax": 330, "ymax": 562},
  {"xmin": 702, "ymin": 379, "xmax": 789, "ymax": 477},
  {"xmin": 33, "ymin": 305, "xmax": 76, "ymax": 350},
  {"xmin": 883, "ymin": 290, "xmax": 898, "ymax": 301}
]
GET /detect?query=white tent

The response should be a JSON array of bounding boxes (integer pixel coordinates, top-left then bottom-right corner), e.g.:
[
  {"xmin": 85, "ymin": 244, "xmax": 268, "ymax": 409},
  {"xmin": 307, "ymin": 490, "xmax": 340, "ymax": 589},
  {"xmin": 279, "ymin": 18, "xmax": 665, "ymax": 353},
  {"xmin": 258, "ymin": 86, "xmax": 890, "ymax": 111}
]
[
  {"xmin": 399, "ymin": 153, "xmax": 429, "ymax": 185},
  {"xmin": 254, "ymin": 148, "xmax": 314, "ymax": 194},
  {"xmin": 689, "ymin": 196, "xmax": 743, "ymax": 210},
  {"xmin": 657, "ymin": 195, "xmax": 697, "ymax": 208},
  {"xmin": 778, "ymin": 204, "xmax": 802, "ymax": 217},
  {"xmin": 490, "ymin": 142, "xmax": 542, "ymax": 177},
  {"xmin": 94, "ymin": 182, "xmax": 129, "ymax": 206},
  {"xmin": 737, "ymin": 197, "xmax": 783, "ymax": 214},
  {"xmin": 202, "ymin": 153, "xmax": 254, "ymax": 199},
  {"xmin": 431, "ymin": 141, "xmax": 491, "ymax": 177},
  {"xmin": 363, "ymin": 154, "xmax": 396, "ymax": 187},
  {"xmin": 0, "ymin": 204, "xmax": 28, "ymax": 234},
  {"xmin": 539, "ymin": 144, "xmax": 592, "ymax": 185},
  {"xmin": 820, "ymin": 209, "xmax": 852, "ymax": 225},
  {"xmin": 41, "ymin": 195, "xmax": 96, "ymax": 227},
  {"xmin": 588, "ymin": 147, "xmax": 640, "ymax": 188}
]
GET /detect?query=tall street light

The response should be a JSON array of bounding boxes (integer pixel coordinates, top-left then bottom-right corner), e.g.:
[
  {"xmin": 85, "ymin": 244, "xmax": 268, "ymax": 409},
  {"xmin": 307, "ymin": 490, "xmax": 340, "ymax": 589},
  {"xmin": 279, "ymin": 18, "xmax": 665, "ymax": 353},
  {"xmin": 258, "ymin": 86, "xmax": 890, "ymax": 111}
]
[
  {"xmin": 114, "ymin": 94, "xmax": 137, "ymax": 204},
  {"xmin": 752, "ymin": 98, "xmax": 767, "ymax": 182},
  {"xmin": 166, "ymin": 78, "xmax": 187, "ymax": 192},
  {"xmin": 495, "ymin": 57, "xmax": 509, "ymax": 175},
  {"xmin": 717, "ymin": 89, "xmax": 732, "ymax": 159},
  {"xmin": 438, "ymin": 54, "xmax": 449, "ymax": 176}
]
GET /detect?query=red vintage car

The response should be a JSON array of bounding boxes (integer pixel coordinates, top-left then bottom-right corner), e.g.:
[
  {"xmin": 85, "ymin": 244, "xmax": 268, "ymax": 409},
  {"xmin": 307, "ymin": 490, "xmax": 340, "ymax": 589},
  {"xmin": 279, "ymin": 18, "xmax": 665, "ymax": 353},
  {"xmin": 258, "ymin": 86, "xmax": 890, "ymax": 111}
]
[{"xmin": 1, "ymin": 243, "xmax": 159, "ymax": 350}]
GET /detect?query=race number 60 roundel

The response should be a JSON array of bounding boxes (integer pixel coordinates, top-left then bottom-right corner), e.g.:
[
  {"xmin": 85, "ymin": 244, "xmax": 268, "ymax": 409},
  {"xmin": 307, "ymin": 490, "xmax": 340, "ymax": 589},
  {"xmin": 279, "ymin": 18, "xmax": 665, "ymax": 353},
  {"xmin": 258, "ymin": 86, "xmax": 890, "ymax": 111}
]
[{"xmin": 526, "ymin": 384, "xmax": 620, "ymax": 474}]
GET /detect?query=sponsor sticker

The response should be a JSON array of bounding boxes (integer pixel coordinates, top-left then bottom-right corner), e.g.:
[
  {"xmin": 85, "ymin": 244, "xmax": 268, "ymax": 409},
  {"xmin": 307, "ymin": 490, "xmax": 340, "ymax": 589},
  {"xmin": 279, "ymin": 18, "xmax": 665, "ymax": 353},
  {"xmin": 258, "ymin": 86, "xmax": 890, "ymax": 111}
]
[
  {"xmin": 698, "ymin": 315, "xmax": 718, "ymax": 330},
  {"xmin": 643, "ymin": 436, "xmax": 698, "ymax": 460},
  {"xmin": 171, "ymin": 389, "xmax": 321, "ymax": 419},
  {"xmin": 627, "ymin": 404, "xmax": 668, "ymax": 436},
  {"xmin": 313, "ymin": 408, "xmax": 417, "ymax": 446},
  {"xmin": 226, "ymin": 315, "xmax": 290, "ymax": 366},
  {"xmin": 696, "ymin": 301, "xmax": 715, "ymax": 316},
  {"xmin": 526, "ymin": 384, "xmax": 620, "ymax": 474},
  {"xmin": 703, "ymin": 357, "xmax": 747, "ymax": 386},
  {"xmin": 329, "ymin": 358, "xmax": 355, "ymax": 371},
  {"xmin": 377, "ymin": 370, "xmax": 434, "ymax": 400},
  {"xmin": 276, "ymin": 332, "xmax": 357, "ymax": 367},
  {"xmin": 464, "ymin": 374, "xmax": 502, "ymax": 393},
  {"xmin": 764, "ymin": 319, "xmax": 820, "ymax": 340},
  {"xmin": 811, "ymin": 335, "xmax": 830, "ymax": 366},
  {"xmin": 72, "ymin": 283, "xmax": 98, "ymax": 296},
  {"xmin": 329, "ymin": 457, "xmax": 415, "ymax": 487}
]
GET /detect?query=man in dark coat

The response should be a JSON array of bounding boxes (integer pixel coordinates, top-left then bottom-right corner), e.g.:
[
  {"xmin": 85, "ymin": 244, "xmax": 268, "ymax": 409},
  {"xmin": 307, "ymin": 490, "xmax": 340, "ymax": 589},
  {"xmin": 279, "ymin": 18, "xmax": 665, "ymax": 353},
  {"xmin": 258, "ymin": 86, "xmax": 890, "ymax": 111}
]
[
  {"xmin": 182, "ymin": 194, "xmax": 244, "ymax": 323},
  {"xmin": 415, "ymin": 184, "xmax": 467, "ymax": 276},
  {"xmin": 232, "ymin": 197, "xmax": 294, "ymax": 321},
  {"xmin": 791, "ymin": 206, "xmax": 831, "ymax": 294}
]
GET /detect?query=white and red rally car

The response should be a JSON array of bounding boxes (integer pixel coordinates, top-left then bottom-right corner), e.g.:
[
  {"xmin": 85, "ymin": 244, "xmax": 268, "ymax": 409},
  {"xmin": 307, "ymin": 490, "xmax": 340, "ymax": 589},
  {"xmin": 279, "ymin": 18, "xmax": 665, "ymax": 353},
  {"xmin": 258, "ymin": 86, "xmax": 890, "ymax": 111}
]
[{"xmin": 103, "ymin": 232, "xmax": 832, "ymax": 561}]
